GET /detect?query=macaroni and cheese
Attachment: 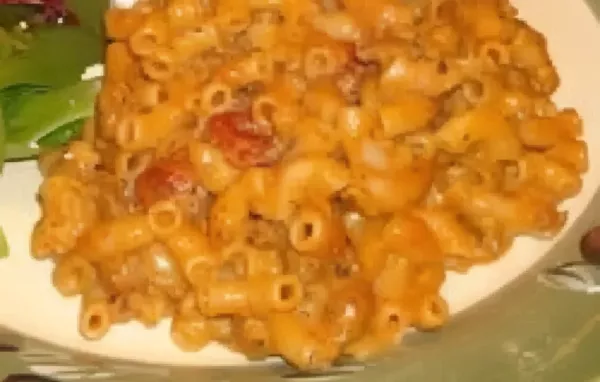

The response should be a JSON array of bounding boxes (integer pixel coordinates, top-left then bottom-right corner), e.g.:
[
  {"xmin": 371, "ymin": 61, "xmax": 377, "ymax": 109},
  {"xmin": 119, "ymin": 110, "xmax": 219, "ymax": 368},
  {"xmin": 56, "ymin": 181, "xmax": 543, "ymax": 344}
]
[{"xmin": 31, "ymin": 0, "xmax": 587, "ymax": 370}]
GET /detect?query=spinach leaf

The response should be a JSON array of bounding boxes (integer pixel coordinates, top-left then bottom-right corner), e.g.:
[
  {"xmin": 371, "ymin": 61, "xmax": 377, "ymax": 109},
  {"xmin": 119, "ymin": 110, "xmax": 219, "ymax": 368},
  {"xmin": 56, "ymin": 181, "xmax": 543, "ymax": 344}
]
[
  {"xmin": 65, "ymin": 0, "xmax": 110, "ymax": 37},
  {"xmin": 0, "ymin": 227, "xmax": 7, "ymax": 259},
  {"xmin": 2, "ymin": 119, "xmax": 85, "ymax": 162},
  {"xmin": 5, "ymin": 79, "xmax": 100, "ymax": 144},
  {"xmin": 0, "ymin": 1, "xmax": 109, "ymax": 167},
  {"xmin": 37, "ymin": 118, "xmax": 84, "ymax": 148},
  {"xmin": 0, "ymin": 5, "xmax": 37, "ymax": 29},
  {"xmin": 0, "ymin": 84, "xmax": 76, "ymax": 163},
  {"xmin": 0, "ymin": 107, "xmax": 5, "ymax": 172},
  {"xmin": 4, "ymin": 142, "xmax": 37, "ymax": 162},
  {"xmin": 0, "ymin": 26, "xmax": 103, "ymax": 89},
  {"xmin": 0, "ymin": 84, "xmax": 49, "ymax": 134},
  {"xmin": 0, "ymin": 22, "xmax": 32, "ymax": 62}
]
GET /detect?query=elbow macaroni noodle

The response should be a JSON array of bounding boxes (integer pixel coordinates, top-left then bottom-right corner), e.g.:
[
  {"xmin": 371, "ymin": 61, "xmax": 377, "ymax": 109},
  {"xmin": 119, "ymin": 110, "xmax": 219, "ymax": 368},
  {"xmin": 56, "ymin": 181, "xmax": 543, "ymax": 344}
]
[{"xmin": 31, "ymin": 0, "xmax": 588, "ymax": 370}]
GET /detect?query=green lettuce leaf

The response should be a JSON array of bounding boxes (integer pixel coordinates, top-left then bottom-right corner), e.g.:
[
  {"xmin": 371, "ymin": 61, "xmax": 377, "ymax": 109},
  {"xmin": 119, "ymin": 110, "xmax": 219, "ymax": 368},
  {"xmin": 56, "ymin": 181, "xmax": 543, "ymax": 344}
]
[
  {"xmin": 0, "ymin": 106, "xmax": 5, "ymax": 172},
  {"xmin": 65, "ymin": 0, "xmax": 110, "ymax": 37},
  {"xmin": 0, "ymin": 83, "xmax": 49, "ymax": 135},
  {"xmin": 4, "ymin": 142, "xmax": 37, "ymax": 162},
  {"xmin": 0, "ymin": 5, "xmax": 37, "ymax": 29},
  {"xmin": 37, "ymin": 118, "xmax": 85, "ymax": 148},
  {"xmin": 0, "ymin": 1, "xmax": 109, "ymax": 166},
  {"xmin": 5, "ymin": 79, "xmax": 100, "ymax": 145},
  {"xmin": 0, "ymin": 26, "xmax": 103, "ymax": 89},
  {"xmin": 0, "ymin": 84, "xmax": 88, "ymax": 162},
  {"xmin": 0, "ymin": 227, "xmax": 7, "ymax": 259}
]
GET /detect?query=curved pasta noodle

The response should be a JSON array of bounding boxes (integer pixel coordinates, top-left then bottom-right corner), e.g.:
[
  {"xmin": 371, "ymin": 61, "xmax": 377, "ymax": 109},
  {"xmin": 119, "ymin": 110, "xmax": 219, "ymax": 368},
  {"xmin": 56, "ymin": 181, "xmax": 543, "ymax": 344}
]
[
  {"xmin": 79, "ymin": 290, "xmax": 112, "ymax": 341},
  {"xmin": 171, "ymin": 312, "xmax": 212, "ymax": 351},
  {"xmin": 166, "ymin": 0, "xmax": 202, "ymax": 31},
  {"xmin": 163, "ymin": 223, "xmax": 217, "ymax": 285},
  {"xmin": 344, "ymin": 157, "xmax": 434, "ymax": 215},
  {"xmin": 245, "ymin": 247, "xmax": 283, "ymax": 277},
  {"xmin": 147, "ymin": 200, "xmax": 184, "ymax": 237},
  {"xmin": 379, "ymin": 92, "xmax": 438, "ymax": 138},
  {"xmin": 344, "ymin": 299, "xmax": 410, "ymax": 360},
  {"xmin": 129, "ymin": 13, "xmax": 168, "ymax": 57},
  {"xmin": 115, "ymin": 103, "xmax": 183, "ymax": 151},
  {"xmin": 32, "ymin": 176, "xmax": 98, "ymax": 259},
  {"xmin": 105, "ymin": 8, "xmax": 144, "ymax": 40},
  {"xmin": 230, "ymin": 317, "xmax": 271, "ymax": 360},
  {"xmin": 128, "ymin": 290, "xmax": 171, "ymax": 327},
  {"xmin": 273, "ymin": 156, "xmax": 350, "ymax": 220},
  {"xmin": 141, "ymin": 47, "xmax": 177, "ymax": 81},
  {"xmin": 415, "ymin": 294, "xmax": 449, "ymax": 330},
  {"xmin": 74, "ymin": 215, "xmax": 154, "ymax": 260},
  {"xmin": 105, "ymin": 42, "xmax": 136, "ymax": 84},
  {"xmin": 519, "ymin": 152, "xmax": 583, "ymax": 200},
  {"xmin": 140, "ymin": 243, "xmax": 188, "ymax": 299},
  {"xmin": 197, "ymin": 275, "xmax": 302, "ymax": 317},
  {"xmin": 416, "ymin": 207, "xmax": 495, "ymax": 269},
  {"xmin": 53, "ymin": 254, "xmax": 96, "ymax": 297},
  {"xmin": 435, "ymin": 105, "xmax": 523, "ymax": 161},
  {"xmin": 287, "ymin": 201, "xmax": 346, "ymax": 259},
  {"xmin": 268, "ymin": 312, "xmax": 338, "ymax": 369}
]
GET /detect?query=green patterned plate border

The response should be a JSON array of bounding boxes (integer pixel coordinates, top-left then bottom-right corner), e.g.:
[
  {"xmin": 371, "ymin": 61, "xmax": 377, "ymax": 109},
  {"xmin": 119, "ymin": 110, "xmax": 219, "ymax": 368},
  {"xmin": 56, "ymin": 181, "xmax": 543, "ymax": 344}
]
[{"xmin": 2, "ymin": 1, "xmax": 600, "ymax": 381}]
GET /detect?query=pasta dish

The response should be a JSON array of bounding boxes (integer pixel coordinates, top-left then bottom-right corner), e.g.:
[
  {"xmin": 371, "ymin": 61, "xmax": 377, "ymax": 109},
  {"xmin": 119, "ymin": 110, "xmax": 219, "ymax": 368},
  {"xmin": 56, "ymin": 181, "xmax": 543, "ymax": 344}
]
[{"xmin": 30, "ymin": 0, "xmax": 588, "ymax": 370}]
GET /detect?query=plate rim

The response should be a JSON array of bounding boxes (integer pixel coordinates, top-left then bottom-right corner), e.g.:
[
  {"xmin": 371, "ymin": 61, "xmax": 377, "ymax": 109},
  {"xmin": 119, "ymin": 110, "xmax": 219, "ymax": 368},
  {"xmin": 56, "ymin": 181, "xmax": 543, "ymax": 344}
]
[{"xmin": 1, "ymin": 0, "xmax": 600, "ymax": 381}]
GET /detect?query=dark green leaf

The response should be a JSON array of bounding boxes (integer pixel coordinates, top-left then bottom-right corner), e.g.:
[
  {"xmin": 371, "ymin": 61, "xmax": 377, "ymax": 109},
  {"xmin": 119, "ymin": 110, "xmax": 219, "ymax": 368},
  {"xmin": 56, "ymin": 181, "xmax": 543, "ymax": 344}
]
[
  {"xmin": 0, "ymin": 5, "xmax": 37, "ymax": 29},
  {"xmin": 0, "ymin": 84, "xmax": 49, "ymax": 135},
  {"xmin": 0, "ymin": 26, "xmax": 103, "ymax": 89},
  {"xmin": 0, "ymin": 227, "xmax": 7, "ymax": 259},
  {"xmin": 65, "ymin": 0, "xmax": 110, "ymax": 37},
  {"xmin": 0, "ymin": 106, "xmax": 5, "ymax": 172},
  {"xmin": 4, "ymin": 142, "xmax": 38, "ymax": 162},
  {"xmin": 37, "ymin": 118, "xmax": 84, "ymax": 148},
  {"xmin": 3, "ymin": 119, "xmax": 85, "ymax": 162},
  {"xmin": 6, "ymin": 79, "xmax": 100, "ymax": 144}
]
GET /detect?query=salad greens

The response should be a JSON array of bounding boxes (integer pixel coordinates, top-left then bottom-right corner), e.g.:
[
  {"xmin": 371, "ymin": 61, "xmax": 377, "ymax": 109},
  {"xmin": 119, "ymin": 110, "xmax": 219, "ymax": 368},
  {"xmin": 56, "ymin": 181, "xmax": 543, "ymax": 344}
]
[
  {"xmin": 0, "ymin": 26, "xmax": 103, "ymax": 89},
  {"xmin": 6, "ymin": 79, "xmax": 101, "ymax": 145},
  {"xmin": 65, "ymin": 0, "xmax": 109, "ymax": 37},
  {"xmin": 0, "ymin": 108, "xmax": 5, "ymax": 167},
  {"xmin": 0, "ymin": 0, "xmax": 109, "ymax": 169},
  {"xmin": 0, "ymin": 0, "xmax": 109, "ymax": 257},
  {"xmin": 0, "ymin": 227, "xmax": 7, "ymax": 259}
]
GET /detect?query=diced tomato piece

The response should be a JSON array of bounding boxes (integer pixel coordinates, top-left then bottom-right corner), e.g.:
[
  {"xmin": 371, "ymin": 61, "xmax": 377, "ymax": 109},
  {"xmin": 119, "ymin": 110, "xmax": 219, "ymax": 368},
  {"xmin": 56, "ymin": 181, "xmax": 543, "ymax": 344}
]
[
  {"xmin": 206, "ymin": 110, "xmax": 278, "ymax": 169},
  {"xmin": 134, "ymin": 158, "xmax": 197, "ymax": 209}
]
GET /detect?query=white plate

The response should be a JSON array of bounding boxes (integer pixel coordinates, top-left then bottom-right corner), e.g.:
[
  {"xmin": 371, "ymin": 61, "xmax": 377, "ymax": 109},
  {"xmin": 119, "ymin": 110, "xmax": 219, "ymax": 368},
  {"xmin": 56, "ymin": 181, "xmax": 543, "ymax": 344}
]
[{"xmin": 0, "ymin": 0, "xmax": 599, "ymax": 367}]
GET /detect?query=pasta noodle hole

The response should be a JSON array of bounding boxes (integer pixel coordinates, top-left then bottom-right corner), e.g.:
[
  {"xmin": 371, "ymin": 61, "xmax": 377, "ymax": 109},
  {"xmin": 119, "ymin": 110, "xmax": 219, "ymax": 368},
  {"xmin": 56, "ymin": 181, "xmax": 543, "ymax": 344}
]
[
  {"xmin": 486, "ymin": 48, "xmax": 501, "ymax": 66},
  {"xmin": 80, "ymin": 304, "xmax": 111, "ymax": 340},
  {"xmin": 272, "ymin": 276, "xmax": 302, "ymax": 311},
  {"xmin": 153, "ymin": 209, "xmax": 178, "ymax": 231},
  {"xmin": 303, "ymin": 223, "xmax": 314, "ymax": 240},
  {"xmin": 388, "ymin": 313, "xmax": 400, "ymax": 326},
  {"xmin": 158, "ymin": 88, "xmax": 169, "ymax": 103},
  {"xmin": 279, "ymin": 283, "xmax": 295, "ymax": 302},
  {"xmin": 132, "ymin": 31, "xmax": 159, "ymax": 54},
  {"xmin": 252, "ymin": 338, "xmax": 265, "ymax": 348},
  {"xmin": 209, "ymin": 90, "xmax": 227, "ymax": 109},
  {"xmin": 89, "ymin": 314, "xmax": 103, "ymax": 332},
  {"xmin": 436, "ymin": 60, "xmax": 448, "ymax": 75},
  {"xmin": 418, "ymin": 295, "xmax": 449, "ymax": 330},
  {"xmin": 462, "ymin": 81, "xmax": 484, "ymax": 104},
  {"xmin": 144, "ymin": 57, "xmax": 171, "ymax": 79}
]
